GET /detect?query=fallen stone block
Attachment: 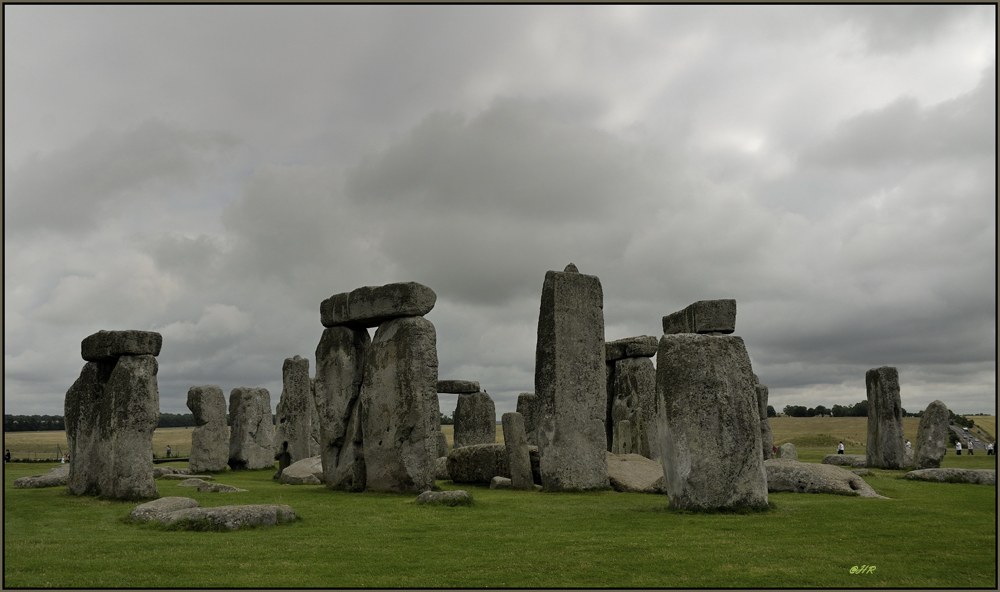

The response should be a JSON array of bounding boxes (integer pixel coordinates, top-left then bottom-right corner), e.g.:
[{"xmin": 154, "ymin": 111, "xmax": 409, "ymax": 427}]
[
  {"xmin": 277, "ymin": 456, "xmax": 322, "ymax": 485},
  {"xmin": 606, "ymin": 452, "xmax": 667, "ymax": 494},
  {"xmin": 321, "ymin": 282, "xmax": 436, "ymax": 328},
  {"xmin": 159, "ymin": 504, "xmax": 297, "ymax": 530},
  {"xmin": 490, "ymin": 476, "xmax": 512, "ymax": 489},
  {"xmin": 903, "ymin": 468, "xmax": 996, "ymax": 485},
  {"xmin": 12, "ymin": 464, "xmax": 70, "ymax": 489},
  {"xmin": 414, "ymin": 490, "xmax": 471, "ymax": 506},
  {"xmin": 765, "ymin": 459, "xmax": 888, "ymax": 498},
  {"xmin": 436, "ymin": 380, "xmax": 480, "ymax": 394},
  {"xmin": 130, "ymin": 497, "xmax": 200, "ymax": 522},
  {"xmin": 197, "ymin": 482, "xmax": 248, "ymax": 493},
  {"xmin": 661, "ymin": 300, "xmax": 736, "ymax": 335},
  {"xmin": 81, "ymin": 330, "xmax": 162, "ymax": 362},
  {"xmin": 162, "ymin": 474, "xmax": 214, "ymax": 481},
  {"xmin": 821, "ymin": 454, "xmax": 867, "ymax": 468}
]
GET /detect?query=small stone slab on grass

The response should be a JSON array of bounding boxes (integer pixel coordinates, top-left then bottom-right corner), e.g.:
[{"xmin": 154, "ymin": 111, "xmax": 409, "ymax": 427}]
[
  {"xmin": 903, "ymin": 468, "xmax": 996, "ymax": 485},
  {"xmin": 176, "ymin": 478, "xmax": 247, "ymax": 492},
  {"xmin": 130, "ymin": 498, "xmax": 296, "ymax": 530},
  {"xmin": 821, "ymin": 454, "xmax": 867, "ymax": 468},
  {"xmin": 490, "ymin": 477, "xmax": 512, "ymax": 489},
  {"xmin": 765, "ymin": 459, "xmax": 888, "ymax": 499},
  {"xmin": 606, "ymin": 452, "xmax": 667, "ymax": 494},
  {"xmin": 413, "ymin": 490, "xmax": 472, "ymax": 506},
  {"xmin": 160, "ymin": 473, "xmax": 214, "ymax": 480},
  {"xmin": 12, "ymin": 464, "xmax": 70, "ymax": 489},
  {"xmin": 277, "ymin": 456, "xmax": 322, "ymax": 485}
]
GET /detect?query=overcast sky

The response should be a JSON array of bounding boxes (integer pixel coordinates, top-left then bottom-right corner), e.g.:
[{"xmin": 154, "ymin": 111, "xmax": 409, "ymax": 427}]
[{"xmin": 4, "ymin": 5, "xmax": 996, "ymax": 421}]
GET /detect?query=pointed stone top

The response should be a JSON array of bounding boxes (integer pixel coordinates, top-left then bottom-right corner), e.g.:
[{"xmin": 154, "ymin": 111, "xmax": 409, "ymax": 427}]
[{"xmin": 564, "ymin": 263, "xmax": 579, "ymax": 273}]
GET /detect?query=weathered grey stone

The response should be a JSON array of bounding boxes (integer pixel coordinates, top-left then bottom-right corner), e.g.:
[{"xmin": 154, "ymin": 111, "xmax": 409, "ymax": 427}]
[
  {"xmin": 274, "ymin": 356, "xmax": 317, "ymax": 476},
  {"xmin": 903, "ymin": 468, "xmax": 996, "ymax": 485},
  {"xmin": 453, "ymin": 392, "xmax": 496, "ymax": 448},
  {"xmin": 196, "ymin": 482, "xmax": 248, "ymax": 493},
  {"xmin": 851, "ymin": 468, "xmax": 870, "ymax": 476},
  {"xmin": 613, "ymin": 421, "xmax": 632, "ymax": 455},
  {"xmin": 313, "ymin": 326, "xmax": 369, "ymax": 492},
  {"xmin": 822, "ymin": 454, "xmax": 867, "ymax": 468},
  {"xmin": 361, "ymin": 316, "xmax": 438, "ymax": 494},
  {"xmin": 516, "ymin": 393, "xmax": 538, "ymax": 446},
  {"xmin": 436, "ymin": 380, "xmax": 480, "ymax": 394},
  {"xmin": 490, "ymin": 476, "xmax": 512, "ymax": 489},
  {"xmin": 535, "ymin": 265, "xmax": 609, "ymax": 490},
  {"xmin": 447, "ymin": 443, "xmax": 510, "ymax": 484},
  {"xmin": 661, "ymin": 300, "xmax": 737, "ymax": 335},
  {"xmin": 177, "ymin": 478, "xmax": 212, "ymax": 486},
  {"xmin": 502, "ymin": 412, "xmax": 533, "ymax": 490},
  {"xmin": 277, "ymin": 456, "xmax": 323, "ymax": 485},
  {"xmin": 130, "ymin": 497, "xmax": 200, "ymax": 523},
  {"xmin": 914, "ymin": 400, "xmax": 949, "ymax": 469},
  {"xmin": 605, "ymin": 336, "xmax": 659, "ymax": 362},
  {"xmin": 228, "ymin": 387, "xmax": 274, "ymax": 471},
  {"xmin": 159, "ymin": 505, "xmax": 297, "ymax": 529},
  {"xmin": 167, "ymin": 475, "xmax": 215, "ymax": 481},
  {"xmin": 656, "ymin": 333, "xmax": 767, "ymax": 511},
  {"xmin": 764, "ymin": 459, "xmax": 888, "ymax": 498},
  {"xmin": 606, "ymin": 452, "xmax": 667, "ymax": 494},
  {"xmin": 866, "ymin": 366, "xmax": 905, "ymax": 469},
  {"xmin": 13, "ymin": 464, "xmax": 70, "ymax": 489},
  {"xmin": 904, "ymin": 447, "xmax": 914, "ymax": 467},
  {"xmin": 776, "ymin": 443, "xmax": 798, "ymax": 461},
  {"xmin": 65, "ymin": 352, "xmax": 160, "ymax": 500},
  {"xmin": 435, "ymin": 456, "xmax": 450, "ymax": 480},
  {"xmin": 152, "ymin": 466, "xmax": 179, "ymax": 478},
  {"xmin": 436, "ymin": 431, "xmax": 449, "ymax": 458},
  {"xmin": 414, "ymin": 490, "xmax": 471, "ymax": 506},
  {"xmin": 187, "ymin": 385, "xmax": 229, "ymax": 473},
  {"xmin": 81, "ymin": 330, "xmax": 162, "ymax": 362},
  {"xmin": 433, "ymin": 394, "xmax": 442, "ymax": 430},
  {"xmin": 609, "ymin": 356, "xmax": 657, "ymax": 460},
  {"xmin": 321, "ymin": 282, "xmax": 436, "ymax": 329},
  {"xmin": 756, "ymin": 384, "xmax": 774, "ymax": 460}
]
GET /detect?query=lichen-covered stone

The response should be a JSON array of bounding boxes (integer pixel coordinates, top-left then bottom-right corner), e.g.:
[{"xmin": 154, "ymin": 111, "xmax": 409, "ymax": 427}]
[
  {"xmin": 130, "ymin": 497, "xmax": 200, "ymax": 522},
  {"xmin": 65, "ymin": 361, "xmax": 113, "ymax": 496},
  {"xmin": 661, "ymin": 300, "xmax": 736, "ymax": 335},
  {"xmin": 822, "ymin": 454, "xmax": 867, "ymax": 468},
  {"xmin": 81, "ymin": 330, "xmax": 162, "ymax": 362},
  {"xmin": 535, "ymin": 265, "xmax": 608, "ymax": 490},
  {"xmin": 360, "ymin": 316, "xmax": 438, "ymax": 493},
  {"xmin": 446, "ymin": 443, "xmax": 509, "ymax": 484},
  {"xmin": 914, "ymin": 400, "xmax": 949, "ymax": 469},
  {"xmin": 187, "ymin": 385, "xmax": 229, "ymax": 473},
  {"xmin": 436, "ymin": 380, "xmax": 480, "ymax": 394},
  {"xmin": 313, "ymin": 326, "xmax": 369, "ymax": 492},
  {"xmin": 903, "ymin": 468, "xmax": 996, "ymax": 485},
  {"xmin": 606, "ymin": 452, "xmax": 667, "ymax": 494},
  {"xmin": 228, "ymin": 387, "xmax": 274, "ymax": 470},
  {"xmin": 453, "ymin": 392, "xmax": 496, "ymax": 448},
  {"xmin": 776, "ymin": 443, "xmax": 798, "ymax": 461},
  {"xmin": 865, "ymin": 366, "xmax": 905, "ymax": 469},
  {"xmin": 321, "ymin": 282, "xmax": 436, "ymax": 329},
  {"xmin": 502, "ymin": 412, "xmax": 533, "ymax": 490},
  {"xmin": 756, "ymin": 384, "xmax": 774, "ymax": 460},
  {"xmin": 13, "ymin": 464, "xmax": 70, "ymax": 489},
  {"xmin": 656, "ymin": 333, "xmax": 767, "ymax": 511},
  {"xmin": 158, "ymin": 504, "xmax": 297, "ymax": 529},
  {"xmin": 277, "ymin": 455, "xmax": 323, "ymax": 485},
  {"xmin": 490, "ymin": 476, "xmax": 512, "ymax": 489},
  {"xmin": 274, "ymin": 356, "xmax": 318, "ymax": 475},
  {"xmin": 610, "ymin": 356, "xmax": 657, "ymax": 460},
  {"xmin": 435, "ymin": 456, "xmax": 450, "ymax": 480},
  {"xmin": 436, "ymin": 431, "xmax": 449, "ymax": 458},
  {"xmin": 605, "ymin": 335, "xmax": 659, "ymax": 362},
  {"xmin": 765, "ymin": 459, "xmax": 887, "ymax": 498},
  {"xmin": 516, "ymin": 393, "xmax": 538, "ymax": 446},
  {"xmin": 414, "ymin": 490, "xmax": 471, "ymax": 506}
]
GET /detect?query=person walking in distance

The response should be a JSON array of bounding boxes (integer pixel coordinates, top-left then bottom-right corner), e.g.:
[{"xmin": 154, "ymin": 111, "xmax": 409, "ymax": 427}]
[
  {"xmin": 955, "ymin": 440, "xmax": 962, "ymax": 456},
  {"xmin": 166, "ymin": 445, "xmax": 172, "ymax": 458},
  {"xmin": 837, "ymin": 441, "xmax": 845, "ymax": 455}
]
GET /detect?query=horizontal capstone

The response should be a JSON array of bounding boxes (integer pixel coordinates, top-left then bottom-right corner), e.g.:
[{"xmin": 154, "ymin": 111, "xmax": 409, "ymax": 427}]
[
  {"xmin": 81, "ymin": 330, "xmax": 162, "ymax": 361},
  {"xmin": 320, "ymin": 282, "xmax": 436, "ymax": 328},
  {"xmin": 661, "ymin": 299, "xmax": 736, "ymax": 335},
  {"xmin": 605, "ymin": 335, "xmax": 659, "ymax": 361},
  {"xmin": 436, "ymin": 380, "xmax": 481, "ymax": 394}
]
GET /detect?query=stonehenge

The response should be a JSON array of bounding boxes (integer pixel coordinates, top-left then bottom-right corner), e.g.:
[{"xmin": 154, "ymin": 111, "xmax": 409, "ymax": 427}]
[
  {"xmin": 605, "ymin": 336, "xmax": 658, "ymax": 460},
  {"xmin": 516, "ymin": 393, "xmax": 538, "ymax": 446},
  {"xmin": 228, "ymin": 387, "xmax": 275, "ymax": 470},
  {"xmin": 534, "ymin": 264, "xmax": 609, "ymax": 490},
  {"xmin": 655, "ymin": 303, "xmax": 768, "ymax": 511},
  {"xmin": 187, "ymin": 385, "xmax": 229, "ymax": 473},
  {"xmin": 453, "ymin": 391, "xmax": 496, "ymax": 448},
  {"xmin": 274, "ymin": 355, "xmax": 319, "ymax": 476},
  {"xmin": 502, "ymin": 412, "xmax": 534, "ymax": 490},
  {"xmin": 865, "ymin": 366, "xmax": 905, "ymax": 469},
  {"xmin": 65, "ymin": 330, "xmax": 161, "ymax": 500},
  {"xmin": 755, "ymin": 383, "xmax": 775, "ymax": 460},
  {"xmin": 914, "ymin": 400, "xmax": 949, "ymax": 469}
]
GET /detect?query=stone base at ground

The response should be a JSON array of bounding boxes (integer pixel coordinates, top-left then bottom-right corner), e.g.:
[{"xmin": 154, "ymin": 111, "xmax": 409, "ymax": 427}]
[
  {"xmin": 277, "ymin": 456, "xmax": 323, "ymax": 485},
  {"xmin": 821, "ymin": 454, "xmax": 867, "ymax": 468},
  {"xmin": 12, "ymin": 464, "xmax": 70, "ymax": 488},
  {"xmin": 903, "ymin": 468, "xmax": 996, "ymax": 485},
  {"xmin": 764, "ymin": 459, "xmax": 887, "ymax": 498},
  {"xmin": 606, "ymin": 453, "xmax": 667, "ymax": 494}
]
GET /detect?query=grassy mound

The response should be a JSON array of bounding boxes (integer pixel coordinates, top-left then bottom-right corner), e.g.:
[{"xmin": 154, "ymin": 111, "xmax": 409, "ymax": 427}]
[{"xmin": 777, "ymin": 434, "xmax": 861, "ymax": 448}]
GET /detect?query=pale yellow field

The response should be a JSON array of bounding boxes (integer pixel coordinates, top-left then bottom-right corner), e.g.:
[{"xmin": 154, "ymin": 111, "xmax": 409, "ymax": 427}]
[{"xmin": 965, "ymin": 415, "xmax": 995, "ymax": 440}]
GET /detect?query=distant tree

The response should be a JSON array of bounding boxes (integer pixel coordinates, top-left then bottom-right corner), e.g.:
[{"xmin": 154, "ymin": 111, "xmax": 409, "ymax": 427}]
[
  {"xmin": 440, "ymin": 413, "xmax": 454, "ymax": 426},
  {"xmin": 766, "ymin": 405, "xmax": 776, "ymax": 418},
  {"xmin": 783, "ymin": 405, "xmax": 808, "ymax": 418},
  {"xmin": 850, "ymin": 400, "xmax": 869, "ymax": 417},
  {"xmin": 814, "ymin": 405, "xmax": 829, "ymax": 417},
  {"xmin": 806, "ymin": 407, "xmax": 817, "ymax": 417},
  {"xmin": 831, "ymin": 404, "xmax": 850, "ymax": 417}
]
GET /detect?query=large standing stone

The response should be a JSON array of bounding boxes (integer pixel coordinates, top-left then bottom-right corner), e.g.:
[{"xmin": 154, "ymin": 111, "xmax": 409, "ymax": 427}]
[
  {"xmin": 534, "ymin": 264, "xmax": 609, "ymax": 490},
  {"xmin": 865, "ymin": 366, "xmax": 905, "ymax": 469},
  {"xmin": 661, "ymin": 300, "xmax": 737, "ymax": 335},
  {"xmin": 610, "ymin": 356, "xmax": 657, "ymax": 460},
  {"xmin": 321, "ymin": 282, "xmax": 437, "ymax": 329},
  {"xmin": 914, "ymin": 400, "xmax": 950, "ymax": 469},
  {"xmin": 313, "ymin": 326, "xmax": 370, "ymax": 491},
  {"xmin": 360, "ymin": 316, "xmax": 438, "ymax": 493},
  {"xmin": 437, "ymin": 380, "xmax": 480, "ymax": 394},
  {"xmin": 613, "ymin": 421, "xmax": 632, "ymax": 454},
  {"xmin": 453, "ymin": 392, "xmax": 496, "ymax": 448},
  {"xmin": 756, "ymin": 383, "xmax": 775, "ymax": 460},
  {"xmin": 656, "ymin": 333, "xmax": 767, "ymax": 511},
  {"xmin": 228, "ymin": 387, "xmax": 274, "ymax": 470},
  {"xmin": 187, "ymin": 385, "xmax": 229, "ymax": 473},
  {"xmin": 516, "ymin": 393, "xmax": 538, "ymax": 446},
  {"xmin": 502, "ymin": 412, "xmax": 533, "ymax": 490},
  {"xmin": 274, "ymin": 356, "xmax": 317, "ymax": 475},
  {"xmin": 65, "ymin": 333, "xmax": 160, "ymax": 500}
]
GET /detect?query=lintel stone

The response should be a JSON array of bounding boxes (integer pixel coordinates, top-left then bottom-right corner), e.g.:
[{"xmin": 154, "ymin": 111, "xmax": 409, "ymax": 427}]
[
  {"xmin": 81, "ymin": 330, "xmax": 162, "ymax": 362},
  {"xmin": 661, "ymin": 300, "xmax": 736, "ymax": 335},
  {"xmin": 320, "ymin": 282, "xmax": 436, "ymax": 328},
  {"xmin": 605, "ymin": 336, "xmax": 658, "ymax": 362},
  {"xmin": 436, "ymin": 380, "xmax": 481, "ymax": 394}
]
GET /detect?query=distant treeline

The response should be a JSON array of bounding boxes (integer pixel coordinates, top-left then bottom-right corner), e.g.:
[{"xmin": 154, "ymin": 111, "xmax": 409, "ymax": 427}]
[
  {"xmin": 5, "ymin": 413, "xmax": 205, "ymax": 431},
  {"xmin": 780, "ymin": 402, "xmax": 978, "ymax": 428}
]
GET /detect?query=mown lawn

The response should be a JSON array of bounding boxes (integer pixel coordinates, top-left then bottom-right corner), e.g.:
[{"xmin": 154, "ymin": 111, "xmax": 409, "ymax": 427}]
[{"xmin": 4, "ymin": 453, "xmax": 996, "ymax": 589}]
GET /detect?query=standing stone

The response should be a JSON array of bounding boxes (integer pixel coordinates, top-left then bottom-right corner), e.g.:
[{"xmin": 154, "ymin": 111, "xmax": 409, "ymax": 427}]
[
  {"xmin": 756, "ymin": 383, "xmax": 775, "ymax": 460},
  {"xmin": 65, "ymin": 330, "xmax": 161, "ymax": 500},
  {"xmin": 502, "ymin": 412, "xmax": 534, "ymax": 490},
  {"xmin": 321, "ymin": 282, "xmax": 436, "ymax": 329},
  {"xmin": 914, "ymin": 400, "xmax": 949, "ymax": 469},
  {"xmin": 436, "ymin": 431, "xmax": 449, "ymax": 458},
  {"xmin": 516, "ymin": 393, "xmax": 538, "ymax": 446},
  {"xmin": 313, "ymin": 326, "xmax": 370, "ymax": 491},
  {"xmin": 360, "ymin": 316, "xmax": 438, "ymax": 493},
  {"xmin": 614, "ymin": 421, "xmax": 632, "ymax": 455},
  {"xmin": 534, "ymin": 264, "xmax": 609, "ymax": 490},
  {"xmin": 187, "ymin": 385, "xmax": 229, "ymax": 473},
  {"xmin": 453, "ymin": 392, "xmax": 496, "ymax": 448},
  {"xmin": 228, "ymin": 387, "xmax": 274, "ymax": 470},
  {"xmin": 656, "ymin": 333, "xmax": 767, "ymax": 511},
  {"xmin": 661, "ymin": 299, "xmax": 737, "ymax": 335},
  {"xmin": 611, "ymin": 356, "xmax": 657, "ymax": 460},
  {"xmin": 865, "ymin": 366, "xmax": 905, "ymax": 469},
  {"xmin": 274, "ymin": 356, "xmax": 315, "ymax": 475}
]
